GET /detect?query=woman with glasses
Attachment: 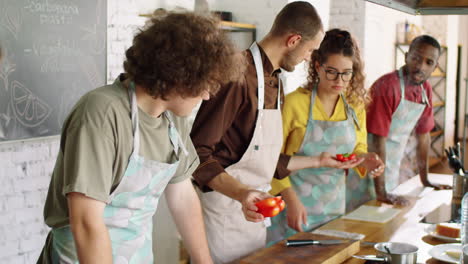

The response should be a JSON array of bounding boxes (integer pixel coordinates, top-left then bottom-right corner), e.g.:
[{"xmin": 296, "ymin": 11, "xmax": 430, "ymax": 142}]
[{"xmin": 267, "ymin": 29, "xmax": 385, "ymax": 243}]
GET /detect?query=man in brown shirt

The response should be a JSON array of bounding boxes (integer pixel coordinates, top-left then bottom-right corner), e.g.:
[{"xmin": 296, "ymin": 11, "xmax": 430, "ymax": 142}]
[{"xmin": 191, "ymin": 2, "xmax": 325, "ymax": 262}]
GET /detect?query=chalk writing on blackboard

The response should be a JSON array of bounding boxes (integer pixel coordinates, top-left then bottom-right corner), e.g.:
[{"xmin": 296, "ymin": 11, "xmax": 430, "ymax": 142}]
[{"xmin": 0, "ymin": 0, "xmax": 106, "ymax": 141}]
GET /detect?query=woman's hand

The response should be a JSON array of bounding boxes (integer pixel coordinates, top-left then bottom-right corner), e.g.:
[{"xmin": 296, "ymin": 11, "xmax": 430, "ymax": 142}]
[
  {"xmin": 359, "ymin": 152, "xmax": 385, "ymax": 178},
  {"xmin": 282, "ymin": 188, "xmax": 307, "ymax": 232},
  {"xmin": 319, "ymin": 152, "xmax": 364, "ymax": 169}
]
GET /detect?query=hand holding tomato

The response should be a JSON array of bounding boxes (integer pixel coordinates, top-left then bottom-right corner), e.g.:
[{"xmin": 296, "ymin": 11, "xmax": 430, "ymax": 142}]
[
  {"xmin": 319, "ymin": 152, "xmax": 363, "ymax": 169},
  {"xmin": 255, "ymin": 196, "xmax": 286, "ymax": 218}
]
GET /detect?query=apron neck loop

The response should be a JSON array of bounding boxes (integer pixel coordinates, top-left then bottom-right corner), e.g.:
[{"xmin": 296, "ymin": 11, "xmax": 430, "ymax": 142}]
[
  {"xmin": 128, "ymin": 82, "xmax": 188, "ymax": 158},
  {"xmin": 249, "ymin": 42, "xmax": 281, "ymax": 110},
  {"xmin": 165, "ymin": 111, "xmax": 189, "ymax": 157},
  {"xmin": 310, "ymin": 84, "xmax": 318, "ymax": 119},
  {"xmin": 310, "ymin": 84, "xmax": 360, "ymax": 129},
  {"xmin": 398, "ymin": 67, "xmax": 429, "ymax": 105},
  {"xmin": 128, "ymin": 81, "xmax": 141, "ymax": 155}
]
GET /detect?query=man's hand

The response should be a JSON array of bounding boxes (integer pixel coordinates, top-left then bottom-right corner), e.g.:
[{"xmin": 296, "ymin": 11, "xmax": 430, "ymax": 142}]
[
  {"xmin": 423, "ymin": 182, "xmax": 452, "ymax": 190},
  {"xmin": 376, "ymin": 193, "xmax": 409, "ymax": 206},
  {"xmin": 281, "ymin": 187, "xmax": 307, "ymax": 232},
  {"xmin": 319, "ymin": 152, "xmax": 364, "ymax": 169},
  {"xmin": 286, "ymin": 197, "xmax": 307, "ymax": 232},
  {"xmin": 239, "ymin": 189, "xmax": 272, "ymax": 222}
]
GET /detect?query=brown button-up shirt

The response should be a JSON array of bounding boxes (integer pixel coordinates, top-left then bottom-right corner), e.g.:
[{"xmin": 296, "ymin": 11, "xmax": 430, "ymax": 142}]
[{"xmin": 190, "ymin": 45, "xmax": 291, "ymax": 192}]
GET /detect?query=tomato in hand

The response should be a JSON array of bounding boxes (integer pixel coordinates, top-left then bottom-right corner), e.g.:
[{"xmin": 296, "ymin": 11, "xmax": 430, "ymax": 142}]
[
  {"xmin": 278, "ymin": 199, "xmax": 286, "ymax": 211},
  {"xmin": 336, "ymin": 154, "xmax": 344, "ymax": 161},
  {"xmin": 255, "ymin": 197, "xmax": 277, "ymax": 209},
  {"xmin": 336, "ymin": 153, "xmax": 357, "ymax": 162},
  {"xmin": 255, "ymin": 196, "xmax": 286, "ymax": 218},
  {"xmin": 260, "ymin": 206, "xmax": 280, "ymax": 217}
]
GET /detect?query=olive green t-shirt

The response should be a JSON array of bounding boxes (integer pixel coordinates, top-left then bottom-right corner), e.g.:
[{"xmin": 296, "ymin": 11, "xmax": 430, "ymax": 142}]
[{"xmin": 43, "ymin": 75, "xmax": 199, "ymax": 228}]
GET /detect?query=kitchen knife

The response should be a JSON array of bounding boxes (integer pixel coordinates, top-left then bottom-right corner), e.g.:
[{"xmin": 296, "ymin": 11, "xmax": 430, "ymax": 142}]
[{"xmin": 285, "ymin": 239, "xmax": 349, "ymax": 247}]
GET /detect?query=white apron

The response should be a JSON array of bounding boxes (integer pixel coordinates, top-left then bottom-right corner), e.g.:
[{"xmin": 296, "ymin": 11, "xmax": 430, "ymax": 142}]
[
  {"xmin": 198, "ymin": 42, "xmax": 283, "ymax": 264},
  {"xmin": 368, "ymin": 68, "xmax": 428, "ymax": 192},
  {"xmin": 49, "ymin": 82, "xmax": 187, "ymax": 263}
]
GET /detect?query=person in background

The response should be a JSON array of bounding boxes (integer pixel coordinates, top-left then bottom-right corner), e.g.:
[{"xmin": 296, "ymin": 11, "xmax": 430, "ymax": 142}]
[
  {"xmin": 267, "ymin": 29, "xmax": 385, "ymax": 243},
  {"xmin": 37, "ymin": 11, "xmax": 243, "ymax": 264},
  {"xmin": 367, "ymin": 35, "xmax": 451, "ymax": 206},
  {"xmin": 190, "ymin": 2, "xmax": 325, "ymax": 263}
]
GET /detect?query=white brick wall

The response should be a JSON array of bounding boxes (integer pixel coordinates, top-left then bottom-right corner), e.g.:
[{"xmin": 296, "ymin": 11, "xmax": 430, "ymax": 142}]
[
  {"xmin": 107, "ymin": 0, "xmax": 145, "ymax": 84},
  {"xmin": 329, "ymin": 0, "xmax": 365, "ymax": 50},
  {"xmin": 0, "ymin": 138, "xmax": 57, "ymax": 263},
  {"xmin": 0, "ymin": 1, "xmax": 146, "ymax": 263}
]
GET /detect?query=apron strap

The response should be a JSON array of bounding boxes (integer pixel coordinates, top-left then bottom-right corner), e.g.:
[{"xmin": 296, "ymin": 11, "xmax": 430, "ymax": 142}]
[
  {"xmin": 309, "ymin": 85, "xmax": 318, "ymax": 121},
  {"xmin": 128, "ymin": 81, "xmax": 141, "ymax": 156},
  {"xmin": 277, "ymin": 77, "xmax": 282, "ymax": 108},
  {"xmin": 341, "ymin": 94, "xmax": 361, "ymax": 131},
  {"xmin": 250, "ymin": 42, "xmax": 282, "ymax": 110},
  {"xmin": 250, "ymin": 43, "xmax": 265, "ymax": 110},
  {"xmin": 165, "ymin": 111, "xmax": 189, "ymax": 157}
]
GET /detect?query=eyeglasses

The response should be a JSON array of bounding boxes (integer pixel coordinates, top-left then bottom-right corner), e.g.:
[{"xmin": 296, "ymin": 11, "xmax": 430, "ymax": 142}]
[{"xmin": 321, "ymin": 65, "xmax": 353, "ymax": 82}]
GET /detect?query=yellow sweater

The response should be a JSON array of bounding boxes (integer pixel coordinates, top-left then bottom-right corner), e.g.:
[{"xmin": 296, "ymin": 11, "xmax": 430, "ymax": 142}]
[{"xmin": 270, "ymin": 87, "xmax": 368, "ymax": 195}]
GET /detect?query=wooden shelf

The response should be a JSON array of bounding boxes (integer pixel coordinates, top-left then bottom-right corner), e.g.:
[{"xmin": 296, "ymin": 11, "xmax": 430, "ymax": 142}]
[
  {"xmin": 431, "ymin": 67, "xmax": 446, "ymax": 77},
  {"xmin": 220, "ymin": 20, "xmax": 255, "ymax": 29},
  {"xmin": 430, "ymin": 129, "xmax": 444, "ymax": 137},
  {"xmin": 138, "ymin": 14, "xmax": 256, "ymax": 29},
  {"xmin": 137, "ymin": 15, "xmax": 257, "ymax": 41},
  {"xmin": 432, "ymin": 101, "xmax": 445, "ymax": 107}
]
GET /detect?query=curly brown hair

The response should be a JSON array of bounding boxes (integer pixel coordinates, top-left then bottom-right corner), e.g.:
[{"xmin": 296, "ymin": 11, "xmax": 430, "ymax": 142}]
[
  {"xmin": 306, "ymin": 29, "xmax": 369, "ymax": 108},
  {"xmin": 123, "ymin": 10, "xmax": 244, "ymax": 99}
]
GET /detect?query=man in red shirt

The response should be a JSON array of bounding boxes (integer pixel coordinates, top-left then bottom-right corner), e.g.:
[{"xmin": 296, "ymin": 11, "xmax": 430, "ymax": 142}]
[{"xmin": 367, "ymin": 35, "xmax": 451, "ymax": 205}]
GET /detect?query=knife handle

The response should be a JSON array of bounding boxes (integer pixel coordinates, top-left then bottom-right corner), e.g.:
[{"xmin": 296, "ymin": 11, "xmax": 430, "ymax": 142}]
[{"xmin": 285, "ymin": 240, "xmax": 318, "ymax": 247}]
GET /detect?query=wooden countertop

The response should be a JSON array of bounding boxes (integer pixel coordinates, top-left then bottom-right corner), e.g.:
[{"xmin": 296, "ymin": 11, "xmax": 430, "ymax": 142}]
[
  {"xmin": 330, "ymin": 173, "xmax": 453, "ymax": 263},
  {"xmin": 239, "ymin": 173, "xmax": 455, "ymax": 264}
]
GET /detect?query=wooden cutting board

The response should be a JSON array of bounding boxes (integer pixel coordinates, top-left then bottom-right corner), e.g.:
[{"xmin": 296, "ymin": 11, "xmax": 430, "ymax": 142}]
[{"xmin": 239, "ymin": 233, "xmax": 360, "ymax": 264}]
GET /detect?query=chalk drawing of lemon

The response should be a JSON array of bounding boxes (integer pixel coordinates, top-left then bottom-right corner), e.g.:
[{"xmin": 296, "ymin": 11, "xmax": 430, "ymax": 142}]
[{"xmin": 11, "ymin": 80, "xmax": 51, "ymax": 127}]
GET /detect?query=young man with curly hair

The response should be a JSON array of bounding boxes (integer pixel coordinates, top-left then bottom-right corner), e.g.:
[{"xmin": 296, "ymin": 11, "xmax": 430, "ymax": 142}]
[
  {"xmin": 37, "ymin": 11, "xmax": 242, "ymax": 264},
  {"xmin": 190, "ymin": 2, "xmax": 325, "ymax": 263}
]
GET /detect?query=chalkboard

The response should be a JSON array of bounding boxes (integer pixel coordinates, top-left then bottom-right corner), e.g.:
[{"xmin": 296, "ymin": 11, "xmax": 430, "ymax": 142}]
[{"xmin": 0, "ymin": 0, "xmax": 107, "ymax": 141}]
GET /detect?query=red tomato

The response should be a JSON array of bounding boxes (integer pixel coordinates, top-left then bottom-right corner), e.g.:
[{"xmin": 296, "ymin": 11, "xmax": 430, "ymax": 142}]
[
  {"xmin": 336, "ymin": 154, "xmax": 344, "ymax": 161},
  {"xmin": 342, "ymin": 157, "xmax": 349, "ymax": 161},
  {"xmin": 256, "ymin": 197, "xmax": 286, "ymax": 218},
  {"xmin": 255, "ymin": 197, "xmax": 277, "ymax": 209},
  {"xmin": 278, "ymin": 200, "xmax": 286, "ymax": 211},
  {"xmin": 349, "ymin": 153, "xmax": 357, "ymax": 160},
  {"xmin": 261, "ymin": 206, "xmax": 281, "ymax": 217}
]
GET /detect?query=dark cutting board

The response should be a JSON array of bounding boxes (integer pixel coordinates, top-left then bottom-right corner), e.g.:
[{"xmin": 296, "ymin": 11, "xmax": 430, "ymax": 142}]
[{"xmin": 239, "ymin": 233, "xmax": 360, "ymax": 264}]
